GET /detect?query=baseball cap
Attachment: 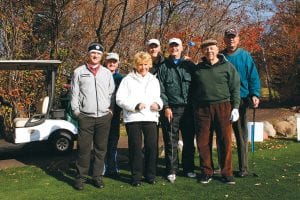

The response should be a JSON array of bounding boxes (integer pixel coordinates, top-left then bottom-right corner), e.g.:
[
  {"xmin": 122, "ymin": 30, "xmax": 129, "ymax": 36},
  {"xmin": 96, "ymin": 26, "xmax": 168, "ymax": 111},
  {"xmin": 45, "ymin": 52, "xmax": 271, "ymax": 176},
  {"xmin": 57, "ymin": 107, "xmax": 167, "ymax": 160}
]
[
  {"xmin": 168, "ymin": 38, "xmax": 182, "ymax": 46},
  {"xmin": 88, "ymin": 42, "xmax": 104, "ymax": 54},
  {"xmin": 224, "ymin": 28, "xmax": 238, "ymax": 37},
  {"xmin": 147, "ymin": 39, "xmax": 160, "ymax": 46},
  {"xmin": 106, "ymin": 53, "xmax": 119, "ymax": 61}
]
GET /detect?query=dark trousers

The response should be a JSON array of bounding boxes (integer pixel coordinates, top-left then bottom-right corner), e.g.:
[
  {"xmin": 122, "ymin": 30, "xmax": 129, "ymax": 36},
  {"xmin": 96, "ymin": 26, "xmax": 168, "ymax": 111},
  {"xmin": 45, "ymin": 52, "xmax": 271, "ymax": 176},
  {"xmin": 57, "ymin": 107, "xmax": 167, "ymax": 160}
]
[
  {"xmin": 194, "ymin": 101, "xmax": 233, "ymax": 177},
  {"xmin": 232, "ymin": 98, "xmax": 249, "ymax": 173},
  {"xmin": 76, "ymin": 113, "xmax": 112, "ymax": 180},
  {"xmin": 161, "ymin": 106, "xmax": 195, "ymax": 175},
  {"xmin": 105, "ymin": 109, "xmax": 121, "ymax": 173},
  {"xmin": 0, "ymin": 115, "xmax": 4, "ymax": 138},
  {"xmin": 125, "ymin": 121, "xmax": 158, "ymax": 181}
]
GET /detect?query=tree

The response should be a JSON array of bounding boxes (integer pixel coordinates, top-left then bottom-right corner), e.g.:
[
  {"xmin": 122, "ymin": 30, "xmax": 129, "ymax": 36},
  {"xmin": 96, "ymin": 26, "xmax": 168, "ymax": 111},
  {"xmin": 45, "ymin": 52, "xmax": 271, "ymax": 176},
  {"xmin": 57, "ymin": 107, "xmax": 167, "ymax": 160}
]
[{"xmin": 261, "ymin": 0, "xmax": 299, "ymax": 103}]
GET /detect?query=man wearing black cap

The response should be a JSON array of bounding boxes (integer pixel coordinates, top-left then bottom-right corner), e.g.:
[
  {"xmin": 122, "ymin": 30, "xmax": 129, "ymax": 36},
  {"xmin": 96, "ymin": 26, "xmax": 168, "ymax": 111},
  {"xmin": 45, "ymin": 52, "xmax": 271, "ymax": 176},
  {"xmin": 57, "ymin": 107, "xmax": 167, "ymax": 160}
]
[
  {"xmin": 71, "ymin": 42, "xmax": 115, "ymax": 190},
  {"xmin": 157, "ymin": 38, "xmax": 196, "ymax": 183},
  {"xmin": 192, "ymin": 39, "xmax": 240, "ymax": 184},
  {"xmin": 222, "ymin": 28, "xmax": 261, "ymax": 178}
]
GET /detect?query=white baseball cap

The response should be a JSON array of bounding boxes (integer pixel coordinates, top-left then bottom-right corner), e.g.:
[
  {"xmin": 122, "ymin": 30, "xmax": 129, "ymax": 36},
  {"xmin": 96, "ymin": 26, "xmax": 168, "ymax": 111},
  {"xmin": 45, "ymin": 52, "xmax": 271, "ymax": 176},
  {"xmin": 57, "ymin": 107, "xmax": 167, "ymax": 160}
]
[
  {"xmin": 147, "ymin": 39, "xmax": 160, "ymax": 46},
  {"xmin": 106, "ymin": 53, "xmax": 119, "ymax": 61},
  {"xmin": 169, "ymin": 38, "xmax": 182, "ymax": 46}
]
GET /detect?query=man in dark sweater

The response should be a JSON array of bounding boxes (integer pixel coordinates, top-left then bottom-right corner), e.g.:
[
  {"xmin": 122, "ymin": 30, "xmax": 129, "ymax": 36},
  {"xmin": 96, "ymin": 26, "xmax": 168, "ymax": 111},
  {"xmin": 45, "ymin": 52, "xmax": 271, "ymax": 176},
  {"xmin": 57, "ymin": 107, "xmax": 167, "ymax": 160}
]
[
  {"xmin": 157, "ymin": 38, "xmax": 196, "ymax": 183},
  {"xmin": 191, "ymin": 39, "xmax": 240, "ymax": 184}
]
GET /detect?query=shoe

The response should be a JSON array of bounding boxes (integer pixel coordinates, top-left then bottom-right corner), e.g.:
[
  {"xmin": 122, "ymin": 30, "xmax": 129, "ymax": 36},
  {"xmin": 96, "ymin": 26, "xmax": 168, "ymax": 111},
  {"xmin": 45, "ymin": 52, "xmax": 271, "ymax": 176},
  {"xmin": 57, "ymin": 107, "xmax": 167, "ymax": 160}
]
[
  {"xmin": 74, "ymin": 178, "xmax": 85, "ymax": 190},
  {"xmin": 132, "ymin": 180, "xmax": 142, "ymax": 187},
  {"xmin": 167, "ymin": 174, "xmax": 176, "ymax": 183},
  {"xmin": 213, "ymin": 168, "xmax": 221, "ymax": 175},
  {"xmin": 222, "ymin": 176, "xmax": 236, "ymax": 185},
  {"xmin": 237, "ymin": 171, "xmax": 248, "ymax": 178},
  {"xmin": 93, "ymin": 178, "xmax": 105, "ymax": 189},
  {"xmin": 186, "ymin": 172, "xmax": 197, "ymax": 178},
  {"xmin": 146, "ymin": 179, "xmax": 157, "ymax": 184},
  {"xmin": 198, "ymin": 174, "xmax": 212, "ymax": 184}
]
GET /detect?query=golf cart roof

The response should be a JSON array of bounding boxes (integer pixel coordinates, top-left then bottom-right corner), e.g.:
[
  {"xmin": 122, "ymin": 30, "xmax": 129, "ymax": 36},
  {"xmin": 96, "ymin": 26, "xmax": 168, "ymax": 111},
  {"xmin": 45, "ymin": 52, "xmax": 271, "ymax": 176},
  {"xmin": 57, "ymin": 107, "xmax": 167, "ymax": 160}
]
[{"xmin": 0, "ymin": 60, "xmax": 62, "ymax": 70}]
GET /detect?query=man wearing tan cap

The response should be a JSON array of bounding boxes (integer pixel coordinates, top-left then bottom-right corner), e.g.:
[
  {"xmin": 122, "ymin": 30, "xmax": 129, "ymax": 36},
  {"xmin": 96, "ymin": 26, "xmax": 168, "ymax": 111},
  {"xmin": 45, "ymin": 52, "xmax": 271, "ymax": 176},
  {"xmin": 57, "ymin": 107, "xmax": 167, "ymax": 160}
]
[{"xmin": 191, "ymin": 39, "xmax": 240, "ymax": 184}]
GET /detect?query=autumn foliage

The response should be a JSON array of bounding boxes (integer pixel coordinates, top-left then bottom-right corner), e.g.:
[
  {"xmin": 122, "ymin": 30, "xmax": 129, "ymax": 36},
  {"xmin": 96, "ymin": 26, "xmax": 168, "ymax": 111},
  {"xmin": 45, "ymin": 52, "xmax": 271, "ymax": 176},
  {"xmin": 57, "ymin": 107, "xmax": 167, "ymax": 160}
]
[{"xmin": 0, "ymin": 0, "xmax": 299, "ymax": 130}]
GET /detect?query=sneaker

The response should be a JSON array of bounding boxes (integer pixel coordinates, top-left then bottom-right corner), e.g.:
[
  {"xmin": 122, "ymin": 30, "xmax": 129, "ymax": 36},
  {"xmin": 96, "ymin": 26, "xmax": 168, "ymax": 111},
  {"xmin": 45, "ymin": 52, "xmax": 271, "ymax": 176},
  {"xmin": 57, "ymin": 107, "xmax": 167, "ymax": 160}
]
[
  {"xmin": 167, "ymin": 174, "xmax": 176, "ymax": 183},
  {"xmin": 74, "ymin": 178, "xmax": 85, "ymax": 190},
  {"xmin": 198, "ymin": 174, "xmax": 212, "ymax": 184},
  {"xmin": 146, "ymin": 178, "xmax": 157, "ymax": 185},
  {"xmin": 222, "ymin": 176, "xmax": 236, "ymax": 185},
  {"xmin": 186, "ymin": 172, "xmax": 197, "ymax": 178},
  {"xmin": 237, "ymin": 171, "xmax": 248, "ymax": 178},
  {"xmin": 93, "ymin": 177, "xmax": 105, "ymax": 189},
  {"xmin": 131, "ymin": 180, "xmax": 142, "ymax": 187}
]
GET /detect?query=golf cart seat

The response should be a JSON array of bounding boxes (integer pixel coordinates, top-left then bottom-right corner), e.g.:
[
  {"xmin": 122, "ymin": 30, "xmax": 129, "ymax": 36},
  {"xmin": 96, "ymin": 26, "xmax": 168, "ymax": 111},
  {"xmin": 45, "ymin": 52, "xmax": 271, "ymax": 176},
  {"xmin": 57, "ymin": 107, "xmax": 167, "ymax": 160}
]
[{"xmin": 14, "ymin": 96, "xmax": 49, "ymax": 128}]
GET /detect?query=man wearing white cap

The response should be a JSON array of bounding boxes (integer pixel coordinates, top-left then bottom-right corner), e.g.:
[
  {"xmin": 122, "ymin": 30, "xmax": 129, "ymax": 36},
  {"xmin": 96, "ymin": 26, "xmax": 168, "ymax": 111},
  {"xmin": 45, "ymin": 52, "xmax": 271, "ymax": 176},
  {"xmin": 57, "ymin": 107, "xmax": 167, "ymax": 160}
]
[
  {"xmin": 157, "ymin": 38, "xmax": 196, "ymax": 183},
  {"xmin": 146, "ymin": 39, "xmax": 164, "ymax": 75},
  {"xmin": 71, "ymin": 42, "xmax": 115, "ymax": 190},
  {"xmin": 103, "ymin": 52, "xmax": 123, "ymax": 178}
]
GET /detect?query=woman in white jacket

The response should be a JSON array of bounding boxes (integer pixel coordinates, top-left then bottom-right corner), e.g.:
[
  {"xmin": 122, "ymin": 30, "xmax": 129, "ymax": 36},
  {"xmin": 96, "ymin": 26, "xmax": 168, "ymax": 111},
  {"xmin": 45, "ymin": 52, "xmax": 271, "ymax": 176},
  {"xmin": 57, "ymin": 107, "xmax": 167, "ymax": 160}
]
[{"xmin": 116, "ymin": 52, "xmax": 163, "ymax": 186}]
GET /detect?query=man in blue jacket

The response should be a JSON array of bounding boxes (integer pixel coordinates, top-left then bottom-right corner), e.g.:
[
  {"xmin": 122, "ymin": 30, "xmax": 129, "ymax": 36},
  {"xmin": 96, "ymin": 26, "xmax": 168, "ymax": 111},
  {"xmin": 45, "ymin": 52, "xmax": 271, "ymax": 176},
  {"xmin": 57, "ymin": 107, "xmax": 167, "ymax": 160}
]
[{"xmin": 222, "ymin": 28, "xmax": 261, "ymax": 177}]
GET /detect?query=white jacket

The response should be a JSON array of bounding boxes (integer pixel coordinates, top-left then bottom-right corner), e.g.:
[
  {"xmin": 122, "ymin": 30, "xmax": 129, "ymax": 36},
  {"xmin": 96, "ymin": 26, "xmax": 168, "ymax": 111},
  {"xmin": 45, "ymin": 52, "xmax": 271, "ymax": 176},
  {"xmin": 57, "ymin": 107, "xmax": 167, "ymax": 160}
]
[{"xmin": 116, "ymin": 71, "xmax": 163, "ymax": 123}]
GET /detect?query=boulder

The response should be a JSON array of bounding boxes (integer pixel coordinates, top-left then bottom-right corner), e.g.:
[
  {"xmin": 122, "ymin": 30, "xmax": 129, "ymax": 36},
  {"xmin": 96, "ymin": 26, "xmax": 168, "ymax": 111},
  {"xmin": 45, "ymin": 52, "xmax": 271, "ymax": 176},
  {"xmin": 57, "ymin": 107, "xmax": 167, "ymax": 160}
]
[
  {"xmin": 273, "ymin": 117, "xmax": 296, "ymax": 138},
  {"xmin": 263, "ymin": 121, "xmax": 276, "ymax": 138}
]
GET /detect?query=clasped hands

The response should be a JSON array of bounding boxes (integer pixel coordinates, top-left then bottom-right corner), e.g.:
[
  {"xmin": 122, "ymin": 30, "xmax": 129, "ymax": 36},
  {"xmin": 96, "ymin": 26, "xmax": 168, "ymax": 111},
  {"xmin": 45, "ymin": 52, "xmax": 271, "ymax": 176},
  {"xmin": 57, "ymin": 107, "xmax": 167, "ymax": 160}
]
[{"xmin": 135, "ymin": 102, "xmax": 160, "ymax": 112}]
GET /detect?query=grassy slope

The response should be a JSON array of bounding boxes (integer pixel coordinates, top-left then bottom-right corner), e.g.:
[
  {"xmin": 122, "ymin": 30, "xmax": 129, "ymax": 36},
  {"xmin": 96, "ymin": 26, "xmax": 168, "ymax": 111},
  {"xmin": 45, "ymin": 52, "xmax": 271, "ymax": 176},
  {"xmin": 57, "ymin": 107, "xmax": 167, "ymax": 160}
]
[{"xmin": 0, "ymin": 139, "xmax": 299, "ymax": 200}]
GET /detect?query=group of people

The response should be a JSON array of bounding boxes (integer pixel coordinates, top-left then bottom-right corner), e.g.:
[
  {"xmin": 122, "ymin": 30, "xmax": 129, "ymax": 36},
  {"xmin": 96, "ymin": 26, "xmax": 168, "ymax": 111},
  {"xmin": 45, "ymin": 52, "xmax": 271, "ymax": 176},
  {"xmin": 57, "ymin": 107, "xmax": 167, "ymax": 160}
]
[{"xmin": 70, "ymin": 27, "xmax": 260, "ymax": 190}]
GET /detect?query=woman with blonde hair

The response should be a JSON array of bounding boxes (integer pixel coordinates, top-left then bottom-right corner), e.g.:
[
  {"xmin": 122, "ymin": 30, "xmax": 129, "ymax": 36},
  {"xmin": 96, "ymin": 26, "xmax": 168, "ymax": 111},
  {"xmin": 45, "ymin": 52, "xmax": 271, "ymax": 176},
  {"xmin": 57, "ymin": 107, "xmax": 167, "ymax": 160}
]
[{"xmin": 116, "ymin": 52, "xmax": 163, "ymax": 186}]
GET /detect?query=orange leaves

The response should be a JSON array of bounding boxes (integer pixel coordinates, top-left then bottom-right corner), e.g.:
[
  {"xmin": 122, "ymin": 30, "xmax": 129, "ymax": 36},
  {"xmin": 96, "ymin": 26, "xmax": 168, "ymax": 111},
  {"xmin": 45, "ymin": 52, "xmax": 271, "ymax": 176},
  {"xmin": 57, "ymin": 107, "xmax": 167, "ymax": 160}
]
[
  {"xmin": 239, "ymin": 25, "xmax": 264, "ymax": 53},
  {"xmin": 10, "ymin": 89, "xmax": 22, "ymax": 97}
]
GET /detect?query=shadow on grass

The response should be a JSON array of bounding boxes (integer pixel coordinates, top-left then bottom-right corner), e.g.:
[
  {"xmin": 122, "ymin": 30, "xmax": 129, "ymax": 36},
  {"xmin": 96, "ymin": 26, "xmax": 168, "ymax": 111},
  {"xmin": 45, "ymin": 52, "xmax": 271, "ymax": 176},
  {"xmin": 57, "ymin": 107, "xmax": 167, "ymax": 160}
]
[{"xmin": 0, "ymin": 143, "xmax": 137, "ymax": 187}]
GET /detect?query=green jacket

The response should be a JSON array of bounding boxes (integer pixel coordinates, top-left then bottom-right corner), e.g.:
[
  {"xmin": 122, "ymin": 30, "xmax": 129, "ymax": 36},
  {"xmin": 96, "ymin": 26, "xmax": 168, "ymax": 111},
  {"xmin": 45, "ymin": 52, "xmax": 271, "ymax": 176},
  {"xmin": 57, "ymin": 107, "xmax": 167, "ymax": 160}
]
[
  {"xmin": 191, "ymin": 54, "xmax": 240, "ymax": 108},
  {"xmin": 157, "ymin": 56, "xmax": 195, "ymax": 107}
]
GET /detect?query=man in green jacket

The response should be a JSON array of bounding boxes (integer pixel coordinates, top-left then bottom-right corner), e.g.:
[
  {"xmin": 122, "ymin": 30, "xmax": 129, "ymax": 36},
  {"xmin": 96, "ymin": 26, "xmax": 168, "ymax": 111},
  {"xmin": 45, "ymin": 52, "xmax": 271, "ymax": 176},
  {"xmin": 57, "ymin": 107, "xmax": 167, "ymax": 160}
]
[
  {"xmin": 192, "ymin": 39, "xmax": 240, "ymax": 185},
  {"xmin": 157, "ymin": 38, "xmax": 196, "ymax": 183}
]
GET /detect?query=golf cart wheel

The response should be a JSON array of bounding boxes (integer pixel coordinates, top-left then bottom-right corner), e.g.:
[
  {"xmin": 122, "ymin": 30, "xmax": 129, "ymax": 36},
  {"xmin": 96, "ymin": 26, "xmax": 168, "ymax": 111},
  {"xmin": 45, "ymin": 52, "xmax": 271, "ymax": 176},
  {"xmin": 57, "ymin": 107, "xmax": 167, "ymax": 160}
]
[{"xmin": 52, "ymin": 133, "xmax": 74, "ymax": 154}]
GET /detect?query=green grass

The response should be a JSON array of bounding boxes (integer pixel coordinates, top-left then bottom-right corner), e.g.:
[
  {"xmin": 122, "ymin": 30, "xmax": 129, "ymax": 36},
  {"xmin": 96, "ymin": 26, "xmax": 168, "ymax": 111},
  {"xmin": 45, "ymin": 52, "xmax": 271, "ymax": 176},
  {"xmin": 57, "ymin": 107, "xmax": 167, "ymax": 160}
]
[
  {"xmin": 0, "ymin": 139, "xmax": 299, "ymax": 200},
  {"xmin": 261, "ymin": 87, "xmax": 280, "ymax": 99}
]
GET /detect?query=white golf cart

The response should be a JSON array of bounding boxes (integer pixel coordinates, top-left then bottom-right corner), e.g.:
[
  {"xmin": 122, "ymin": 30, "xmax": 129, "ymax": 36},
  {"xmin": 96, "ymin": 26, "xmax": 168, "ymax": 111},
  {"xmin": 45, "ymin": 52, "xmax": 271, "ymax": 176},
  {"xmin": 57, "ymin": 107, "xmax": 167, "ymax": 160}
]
[{"xmin": 0, "ymin": 60, "xmax": 77, "ymax": 154}]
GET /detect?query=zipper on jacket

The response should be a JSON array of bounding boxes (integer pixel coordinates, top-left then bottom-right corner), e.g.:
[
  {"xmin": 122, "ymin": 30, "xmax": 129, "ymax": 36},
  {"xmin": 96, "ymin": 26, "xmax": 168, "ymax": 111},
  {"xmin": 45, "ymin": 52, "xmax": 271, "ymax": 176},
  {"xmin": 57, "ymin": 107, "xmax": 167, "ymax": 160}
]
[{"xmin": 94, "ymin": 76, "xmax": 99, "ymax": 116}]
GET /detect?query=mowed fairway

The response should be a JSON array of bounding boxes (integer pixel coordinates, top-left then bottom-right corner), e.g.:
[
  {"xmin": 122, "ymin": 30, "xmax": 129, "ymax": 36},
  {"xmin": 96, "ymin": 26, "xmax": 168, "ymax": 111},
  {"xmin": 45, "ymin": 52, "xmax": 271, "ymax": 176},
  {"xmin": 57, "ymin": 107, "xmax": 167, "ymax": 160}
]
[{"xmin": 0, "ymin": 139, "xmax": 299, "ymax": 200}]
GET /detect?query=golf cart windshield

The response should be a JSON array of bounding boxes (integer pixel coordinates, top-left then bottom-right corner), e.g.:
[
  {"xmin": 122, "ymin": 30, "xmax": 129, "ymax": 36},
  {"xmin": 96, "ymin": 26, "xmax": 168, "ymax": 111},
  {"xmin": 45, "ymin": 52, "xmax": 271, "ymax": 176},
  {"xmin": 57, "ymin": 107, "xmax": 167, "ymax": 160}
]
[{"xmin": 0, "ymin": 60, "xmax": 61, "ymax": 126}]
